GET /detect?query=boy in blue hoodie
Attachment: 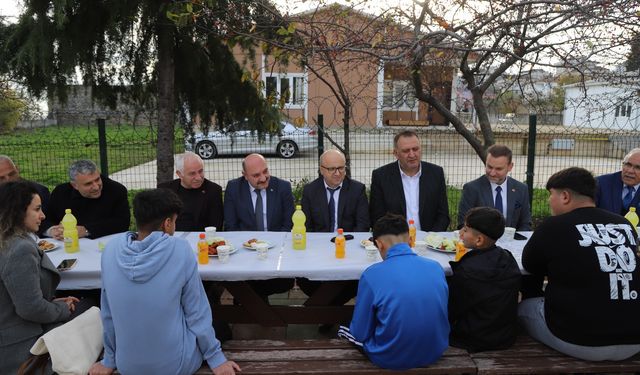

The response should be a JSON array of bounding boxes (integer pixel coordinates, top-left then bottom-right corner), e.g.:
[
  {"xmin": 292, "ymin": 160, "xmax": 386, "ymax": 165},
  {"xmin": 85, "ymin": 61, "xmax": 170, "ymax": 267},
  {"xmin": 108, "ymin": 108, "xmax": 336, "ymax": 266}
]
[
  {"xmin": 340, "ymin": 214, "xmax": 449, "ymax": 370},
  {"xmin": 89, "ymin": 189, "xmax": 239, "ymax": 375}
]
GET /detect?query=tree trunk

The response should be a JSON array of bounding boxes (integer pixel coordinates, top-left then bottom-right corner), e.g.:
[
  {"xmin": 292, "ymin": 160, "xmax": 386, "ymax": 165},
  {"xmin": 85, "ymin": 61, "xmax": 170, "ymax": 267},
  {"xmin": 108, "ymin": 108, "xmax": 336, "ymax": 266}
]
[{"xmin": 156, "ymin": 11, "xmax": 176, "ymax": 185}]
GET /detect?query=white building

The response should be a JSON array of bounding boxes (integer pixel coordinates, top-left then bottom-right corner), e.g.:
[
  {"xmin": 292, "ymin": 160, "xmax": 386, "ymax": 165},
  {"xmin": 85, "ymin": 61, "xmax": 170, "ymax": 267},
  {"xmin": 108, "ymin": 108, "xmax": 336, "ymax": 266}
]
[{"xmin": 563, "ymin": 79, "xmax": 640, "ymax": 130}]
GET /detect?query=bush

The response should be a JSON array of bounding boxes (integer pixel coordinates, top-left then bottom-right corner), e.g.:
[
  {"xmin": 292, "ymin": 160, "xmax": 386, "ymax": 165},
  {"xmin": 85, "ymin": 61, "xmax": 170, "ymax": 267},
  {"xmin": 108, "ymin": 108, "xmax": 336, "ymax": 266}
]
[{"xmin": 0, "ymin": 91, "xmax": 26, "ymax": 133}]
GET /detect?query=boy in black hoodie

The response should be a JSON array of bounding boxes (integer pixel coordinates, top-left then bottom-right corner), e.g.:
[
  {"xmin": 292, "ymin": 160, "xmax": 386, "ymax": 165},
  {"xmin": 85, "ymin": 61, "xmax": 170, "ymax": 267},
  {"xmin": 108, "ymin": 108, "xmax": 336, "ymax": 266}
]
[{"xmin": 448, "ymin": 207, "xmax": 521, "ymax": 352}]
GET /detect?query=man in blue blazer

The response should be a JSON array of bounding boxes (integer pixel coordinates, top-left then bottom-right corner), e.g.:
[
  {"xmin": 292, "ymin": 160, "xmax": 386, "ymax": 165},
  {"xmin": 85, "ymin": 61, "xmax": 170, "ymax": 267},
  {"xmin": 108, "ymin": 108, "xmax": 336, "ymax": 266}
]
[
  {"xmin": 457, "ymin": 145, "xmax": 532, "ymax": 230},
  {"xmin": 370, "ymin": 130, "xmax": 450, "ymax": 231},
  {"xmin": 298, "ymin": 150, "xmax": 369, "ymax": 321},
  {"xmin": 596, "ymin": 148, "xmax": 640, "ymax": 216},
  {"xmin": 224, "ymin": 153, "xmax": 295, "ymax": 300}
]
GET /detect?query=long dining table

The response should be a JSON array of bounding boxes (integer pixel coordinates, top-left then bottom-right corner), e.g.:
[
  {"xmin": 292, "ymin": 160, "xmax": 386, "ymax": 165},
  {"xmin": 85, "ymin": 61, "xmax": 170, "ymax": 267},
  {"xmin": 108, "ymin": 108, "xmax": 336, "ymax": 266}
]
[{"xmin": 45, "ymin": 230, "xmax": 532, "ymax": 326}]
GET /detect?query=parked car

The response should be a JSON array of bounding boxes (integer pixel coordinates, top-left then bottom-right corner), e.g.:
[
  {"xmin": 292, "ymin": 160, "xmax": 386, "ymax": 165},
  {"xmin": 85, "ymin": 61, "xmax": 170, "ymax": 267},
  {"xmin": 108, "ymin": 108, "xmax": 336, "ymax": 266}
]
[{"xmin": 185, "ymin": 121, "xmax": 317, "ymax": 159}]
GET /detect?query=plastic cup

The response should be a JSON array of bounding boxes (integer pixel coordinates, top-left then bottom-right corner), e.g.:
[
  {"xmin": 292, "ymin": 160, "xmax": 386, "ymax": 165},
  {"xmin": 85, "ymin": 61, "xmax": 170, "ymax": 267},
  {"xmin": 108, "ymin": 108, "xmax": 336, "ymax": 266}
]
[
  {"xmin": 365, "ymin": 245, "xmax": 378, "ymax": 261},
  {"xmin": 205, "ymin": 227, "xmax": 217, "ymax": 242},
  {"xmin": 502, "ymin": 227, "xmax": 516, "ymax": 240},
  {"xmin": 217, "ymin": 245, "xmax": 232, "ymax": 263},
  {"xmin": 255, "ymin": 243, "xmax": 269, "ymax": 260},
  {"xmin": 414, "ymin": 240, "xmax": 427, "ymax": 256}
]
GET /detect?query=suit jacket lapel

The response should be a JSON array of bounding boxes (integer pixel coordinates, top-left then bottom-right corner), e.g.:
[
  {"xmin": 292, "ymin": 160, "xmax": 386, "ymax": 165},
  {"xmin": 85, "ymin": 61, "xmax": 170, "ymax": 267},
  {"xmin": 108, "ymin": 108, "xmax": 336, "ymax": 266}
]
[
  {"xmin": 316, "ymin": 179, "xmax": 331, "ymax": 229},
  {"xmin": 241, "ymin": 179, "xmax": 256, "ymax": 228},
  {"xmin": 336, "ymin": 179, "xmax": 349, "ymax": 227},
  {"xmin": 418, "ymin": 162, "xmax": 427, "ymax": 216},
  {"xmin": 613, "ymin": 177, "xmax": 624, "ymax": 214},
  {"xmin": 266, "ymin": 183, "xmax": 277, "ymax": 229},
  {"xmin": 480, "ymin": 176, "xmax": 494, "ymax": 207},
  {"xmin": 505, "ymin": 177, "xmax": 516, "ymax": 226}
]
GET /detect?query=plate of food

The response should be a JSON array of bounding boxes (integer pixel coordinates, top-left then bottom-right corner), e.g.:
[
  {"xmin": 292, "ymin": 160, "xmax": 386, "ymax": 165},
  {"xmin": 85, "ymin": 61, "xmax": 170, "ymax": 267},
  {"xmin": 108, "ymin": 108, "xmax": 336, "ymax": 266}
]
[
  {"xmin": 206, "ymin": 237, "xmax": 237, "ymax": 257},
  {"xmin": 242, "ymin": 238, "xmax": 275, "ymax": 250},
  {"xmin": 38, "ymin": 239, "xmax": 59, "ymax": 252},
  {"xmin": 425, "ymin": 233, "xmax": 462, "ymax": 254},
  {"xmin": 360, "ymin": 238, "xmax": 374, "ymax": 247}
]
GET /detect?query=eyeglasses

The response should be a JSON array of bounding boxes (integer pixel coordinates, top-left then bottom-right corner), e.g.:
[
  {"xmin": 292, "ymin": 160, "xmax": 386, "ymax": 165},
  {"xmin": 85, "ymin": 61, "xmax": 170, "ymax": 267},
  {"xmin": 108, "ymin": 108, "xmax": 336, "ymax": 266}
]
[
  {"xmin": 622, "ymin": 162, "xmax": 640, "ymax": 173},
  {"xmin": 321, "ymin": 165, "xmax": 346, "ymax": 173}
]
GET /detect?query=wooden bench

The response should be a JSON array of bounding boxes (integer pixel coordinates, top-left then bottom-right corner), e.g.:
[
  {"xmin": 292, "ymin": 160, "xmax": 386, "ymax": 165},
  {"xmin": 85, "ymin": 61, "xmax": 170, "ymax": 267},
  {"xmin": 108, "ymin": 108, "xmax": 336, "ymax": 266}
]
[
  {"xmin": 471, "ymin": 335, "xmax": 640, "ymax": 374},
  {"xmin": 201, "ymin": 338, "xmax": 476, "ymax": 374},
  {"xmin": 189, "ymin": 336, "xmax": 640, "ymax": 375}
]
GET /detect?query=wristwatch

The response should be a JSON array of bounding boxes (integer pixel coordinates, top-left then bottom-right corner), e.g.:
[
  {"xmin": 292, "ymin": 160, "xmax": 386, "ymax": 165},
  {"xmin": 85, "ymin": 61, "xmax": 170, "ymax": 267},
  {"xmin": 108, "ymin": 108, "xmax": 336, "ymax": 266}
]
[{"xmin": 85, "ymin": 229, "xmax": 90, "ymax": 238}]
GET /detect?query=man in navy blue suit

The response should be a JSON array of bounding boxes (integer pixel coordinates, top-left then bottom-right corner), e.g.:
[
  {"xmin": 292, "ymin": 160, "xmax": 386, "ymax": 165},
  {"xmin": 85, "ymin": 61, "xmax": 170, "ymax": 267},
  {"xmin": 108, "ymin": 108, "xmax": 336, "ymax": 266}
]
[
  {"xmin": 596, "ymin": 148, "xmax": 640, "ymax": 216},
  {"xmin": 224, "ymin": 153, "xmax": 295, "ymax": 300},
  {"xmin": 457, "ymin": 144, "xmax": 531, "ymax": 230}
]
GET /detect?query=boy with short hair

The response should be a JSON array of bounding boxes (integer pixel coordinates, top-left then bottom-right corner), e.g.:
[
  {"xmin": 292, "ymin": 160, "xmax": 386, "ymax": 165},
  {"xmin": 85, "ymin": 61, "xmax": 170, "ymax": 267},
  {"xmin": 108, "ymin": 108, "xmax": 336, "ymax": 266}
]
[
  {"xmin": 339, "ymin": 213, "xmax": 450, "ymax": 370},
  {"xmin": 89, "ymin": 189, "xmax": 239, "ymax": 375},
  {"xmin": 448, "ymin": 207, "xmax": 521, "ymax": 352}
]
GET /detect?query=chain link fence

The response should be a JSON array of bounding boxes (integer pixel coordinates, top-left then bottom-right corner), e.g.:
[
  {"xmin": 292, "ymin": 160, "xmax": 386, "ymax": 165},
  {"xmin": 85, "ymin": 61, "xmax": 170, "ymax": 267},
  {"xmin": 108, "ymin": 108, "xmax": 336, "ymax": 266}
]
[{"xmin": 2, "ymin": 101, "xmax": 636, "ymax": 229}]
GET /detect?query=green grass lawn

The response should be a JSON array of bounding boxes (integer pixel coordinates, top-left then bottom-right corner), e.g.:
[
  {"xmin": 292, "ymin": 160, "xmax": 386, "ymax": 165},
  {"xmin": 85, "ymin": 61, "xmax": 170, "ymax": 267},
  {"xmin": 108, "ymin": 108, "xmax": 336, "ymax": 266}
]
[{"xmin": 1, "ymin": 124, "xmax": 184, "ymax": 188}]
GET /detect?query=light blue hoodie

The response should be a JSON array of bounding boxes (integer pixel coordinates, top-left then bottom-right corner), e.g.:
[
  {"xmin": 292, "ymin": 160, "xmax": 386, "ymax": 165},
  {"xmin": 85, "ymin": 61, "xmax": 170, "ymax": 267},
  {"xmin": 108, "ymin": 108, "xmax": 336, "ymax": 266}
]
[{"xmin": 100, "ymin": 231, "xmax": 226, "ymax": 375}]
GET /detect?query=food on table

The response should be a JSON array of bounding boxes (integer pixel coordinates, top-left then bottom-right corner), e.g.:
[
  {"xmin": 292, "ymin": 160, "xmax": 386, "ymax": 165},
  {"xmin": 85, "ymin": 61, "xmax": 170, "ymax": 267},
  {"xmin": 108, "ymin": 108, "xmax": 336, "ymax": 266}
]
[
  {"xmin": 243, "ymin": 238, "xmax": 268, "ymax": 248},
  {"xmin": 38, "ymin": 240, "xmax": 56, "ymax": 251},
  {"xmin": 207, "ymin": 236, "xmax": 226, "ymax": 256},
  {"xmin": 425, "ymin": 233, "xmax": 460, "ymax": 253}
]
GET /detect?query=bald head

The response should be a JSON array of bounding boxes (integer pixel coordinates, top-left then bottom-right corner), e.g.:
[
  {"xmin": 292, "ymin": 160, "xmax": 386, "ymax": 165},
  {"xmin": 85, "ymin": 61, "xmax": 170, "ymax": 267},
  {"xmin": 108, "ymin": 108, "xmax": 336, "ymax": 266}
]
[
  {"xmin": 319, "ymin": 149, "xmax": 347, "ymax": 188},
  {"xmin": 0, "ymin": 155, "xmax": 20, "ymax": 183},
  {"xmin": 242, "ymin": 153, "xmax": 270, "ymax": 190},
  {"xmin": 176, "ymin": 152, "xmax": 205, "ymax": 189}
]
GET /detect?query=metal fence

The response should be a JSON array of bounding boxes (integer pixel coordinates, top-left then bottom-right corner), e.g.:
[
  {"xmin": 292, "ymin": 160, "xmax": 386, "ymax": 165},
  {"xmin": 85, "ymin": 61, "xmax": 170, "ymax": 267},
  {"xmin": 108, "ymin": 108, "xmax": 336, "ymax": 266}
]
[{"xmin": 2, "ymin": 107, "xmax": 637, "ymax": 229}]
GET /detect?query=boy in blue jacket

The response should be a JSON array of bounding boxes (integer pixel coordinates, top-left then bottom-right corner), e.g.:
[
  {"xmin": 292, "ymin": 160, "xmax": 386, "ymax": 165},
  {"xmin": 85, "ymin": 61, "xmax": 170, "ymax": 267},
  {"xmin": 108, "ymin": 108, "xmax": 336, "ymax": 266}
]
[{"xmin": 339, "ymin": 213, "xmax": 450, "ymax": 370}]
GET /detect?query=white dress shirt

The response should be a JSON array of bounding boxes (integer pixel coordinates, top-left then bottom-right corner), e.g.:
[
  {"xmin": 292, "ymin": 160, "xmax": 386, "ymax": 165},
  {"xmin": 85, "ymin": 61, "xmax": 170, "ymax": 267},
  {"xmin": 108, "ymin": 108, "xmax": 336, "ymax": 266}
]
[{"xmin": 399, "ymin": 162, "xmax": 422, "ymax": 230}]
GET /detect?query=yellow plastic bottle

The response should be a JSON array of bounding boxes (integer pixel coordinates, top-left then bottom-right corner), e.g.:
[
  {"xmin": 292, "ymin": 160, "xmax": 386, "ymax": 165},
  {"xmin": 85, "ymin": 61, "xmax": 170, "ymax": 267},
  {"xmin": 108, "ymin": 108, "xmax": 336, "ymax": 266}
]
[
  {"xmin": 61, "ymin": 209, "xmax": 79, "ymax": 253},
  {"xmin": 197, "ymin": 233, "xmax": 209, "ymax": 265},
  {"xmin": 292, "ymin": 205, "xmax": 306, "ymax": 250},
  {"xmin": 408, "ymin": 219, "xmax": 416, "ymax": 248},
  {"xmin": 335, "ymin": 228, "xmax": 346, "ymax": 259},
  {"xmin": 625, "ymin": 207, "xmax": 639, "ymax": 228}
]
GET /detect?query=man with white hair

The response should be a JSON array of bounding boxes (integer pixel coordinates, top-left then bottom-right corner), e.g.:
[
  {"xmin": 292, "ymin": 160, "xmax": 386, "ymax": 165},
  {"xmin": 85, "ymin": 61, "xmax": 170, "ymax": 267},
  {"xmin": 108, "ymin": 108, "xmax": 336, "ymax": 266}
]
[
  {"xmin": 158, "ymin": 152, "xmax": 223, "ymax": 231},
  {"xmin": 45, "ymin": 159, "xmax": 130, "ymax": 239},
  {"xmin": 596, "ymin": 148, "xmax": 640, "ymax": 215}
]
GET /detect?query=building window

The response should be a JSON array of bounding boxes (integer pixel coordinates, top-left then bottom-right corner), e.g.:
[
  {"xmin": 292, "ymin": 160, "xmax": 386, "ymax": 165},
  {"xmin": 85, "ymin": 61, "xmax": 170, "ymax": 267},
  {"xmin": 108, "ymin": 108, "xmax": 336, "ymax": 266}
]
[
  {"xmin": 264, "ymin": 74, "xmax": 306, "ymax": 108},
  {"xmin": 615, "ymin": 103, "xmax": 632, "ymax": 118},
  {"xmin": 383, "ymin": 80, "xmax": 417, "ymax": 110}
]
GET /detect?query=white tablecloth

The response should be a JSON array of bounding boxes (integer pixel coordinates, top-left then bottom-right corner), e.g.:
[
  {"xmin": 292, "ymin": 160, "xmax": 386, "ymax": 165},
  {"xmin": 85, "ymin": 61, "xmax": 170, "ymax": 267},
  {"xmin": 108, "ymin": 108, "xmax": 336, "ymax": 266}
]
[{"xmin": 45, "ymin": 231, "xmax": 531, "ymax": 290}]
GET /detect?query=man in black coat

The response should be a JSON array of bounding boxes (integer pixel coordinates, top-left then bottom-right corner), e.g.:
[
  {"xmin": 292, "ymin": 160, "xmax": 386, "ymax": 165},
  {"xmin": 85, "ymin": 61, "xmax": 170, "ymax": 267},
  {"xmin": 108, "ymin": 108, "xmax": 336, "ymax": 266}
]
[
  {"xmin": 298, "ymin": 150, "xmax": 369, "ymax": 326},
  {"xmin": 370, "ymin": 130, "xmax": 449, "ymax": 231},
  {"xmin": 158, "ymin": 151, "xmax": 223, "ymax": 232}
]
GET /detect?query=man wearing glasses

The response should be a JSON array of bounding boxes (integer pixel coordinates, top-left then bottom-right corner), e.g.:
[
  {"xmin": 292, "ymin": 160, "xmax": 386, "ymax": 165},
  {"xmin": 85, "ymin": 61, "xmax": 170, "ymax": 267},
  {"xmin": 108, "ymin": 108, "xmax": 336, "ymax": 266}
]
[
  {"xmin": 596, "ymin": 148, "xmax": 640, "ymax": 215},
  {"xmin": 298, "ymin": 150, "xmax": 369, "ymax": 328},
  {"xmin": 301, "ymin": 149, "xmax": 370, "ymax": 233}
]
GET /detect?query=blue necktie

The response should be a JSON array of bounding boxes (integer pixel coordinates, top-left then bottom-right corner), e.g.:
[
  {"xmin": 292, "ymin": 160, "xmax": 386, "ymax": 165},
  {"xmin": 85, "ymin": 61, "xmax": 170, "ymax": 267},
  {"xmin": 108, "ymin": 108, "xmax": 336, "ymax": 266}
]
[
  {"xmin": 623, "ymin": 185, "xmax": 635, "ymax": 211},
  {"xmin": 328, "ymin": 186, "xmax": 340, "ymax": 231},
  {"xmin": 495, "ymin": 186, "xmax": 503, "ymax": 216}
]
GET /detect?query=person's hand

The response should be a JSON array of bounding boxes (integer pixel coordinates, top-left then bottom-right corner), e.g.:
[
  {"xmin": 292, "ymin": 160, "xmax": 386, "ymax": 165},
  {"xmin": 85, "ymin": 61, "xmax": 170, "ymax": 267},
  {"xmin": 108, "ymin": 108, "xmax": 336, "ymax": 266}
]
[
  {"xmin": 47, "ymin": 225, "xmax": 64, "ymax": 240},
  {"xmin": 54, "ymin": 296, "xmax": 80, "ymax": 312},
  {"xmin": 89, "ymin": 362, "xmax": 114, "ymax": 375},
  {"xmin": 212, "ymin": 361, "xmax": 241, "ymax": 375},
  {"xmin": 77, "ymin": 225, "xmax": 89, "ymax": 238}
]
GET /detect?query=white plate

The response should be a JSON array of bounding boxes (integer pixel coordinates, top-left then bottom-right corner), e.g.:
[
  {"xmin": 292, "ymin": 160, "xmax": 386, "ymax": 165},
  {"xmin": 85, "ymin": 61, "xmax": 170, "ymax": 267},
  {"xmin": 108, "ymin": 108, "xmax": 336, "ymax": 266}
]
[
  {"xmin": 242, "ymin": 240, "xmax": 275, "ymax": 250},
  {"xmin": 208, "ymin": 246, "xmax": 237, "ymax": 257},
  {"xmin": 426, "ymin": 245, "xmax": 456, "ymax": 254},
  {"xmin": 360, "ymin": 239, "xmax": 374, "ymax": 248},
  {"xmin": 38, "ymin": 240, "xmax": 60, "ymax": 252}
]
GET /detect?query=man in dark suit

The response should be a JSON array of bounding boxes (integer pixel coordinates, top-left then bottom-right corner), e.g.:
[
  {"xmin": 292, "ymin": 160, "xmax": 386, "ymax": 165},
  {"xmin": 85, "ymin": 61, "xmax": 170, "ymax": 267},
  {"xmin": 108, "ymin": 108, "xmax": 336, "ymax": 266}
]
[
  {"xmin": 370, "ymin": 130, "xmax": 449, "ymax": 231},
  {"xmin": 596, "ymin": 148, "xmax": 640, "ymax": 216},
  {"xmin": 158, "ymin": 151, "xmax": 223, "ymax": 232},
  {"xmin": 298, "ymin": 150, "xmax": 369, "ymax": 325},
  {"xmin": 224, "ymin": 153, "xmax": 295, "ymax": 301},
  {"xmin": 457, "ymin": 144, "xmax": 531, "ymax": 230},
  {"xmin": 301, "ymin": 150, "xmax": 370, "ymax": 232}
]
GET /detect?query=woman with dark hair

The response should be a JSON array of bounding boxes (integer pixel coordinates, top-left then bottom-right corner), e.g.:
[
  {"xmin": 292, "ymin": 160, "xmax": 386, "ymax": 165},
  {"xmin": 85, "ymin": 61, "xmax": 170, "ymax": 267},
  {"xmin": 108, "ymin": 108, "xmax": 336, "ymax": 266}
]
[{"xmin": 0, "ymin": 180, "xmax": 78, "ymax": 374}]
